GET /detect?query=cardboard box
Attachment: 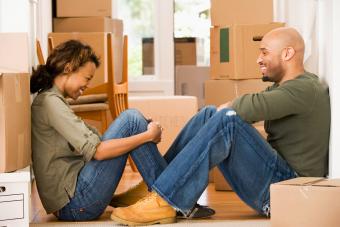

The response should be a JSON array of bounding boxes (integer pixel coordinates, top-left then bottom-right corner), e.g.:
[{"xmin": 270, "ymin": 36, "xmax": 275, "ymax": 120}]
[
  {"xmin": 175, "ymin": 66, "xmax": 209, "ymax": 108},
  {"xmin": 142, "ymin": 38, "xmax": 154, "ymax": 68},
  {"xmin": 0, "ymin": 167, "xmax": 30, "ymax": 227},
  {"xmin": 211, "ymin": 0, "xmax": 273, "ymax": 26},
  {"xmin": 0, "ymin": 74, "xmax": 31, "ymax": 173},
  {"xmin": 49, "ymin": 32, "xmax": 110, "ymax": 87},
  {"xmin": 204, "ymin": 79, "xmax": 271, "ymax": 106},
  {"xmin": 214, "ymin": 168, "xmax": 232, "ymax": 191},
  {"xmin": 0, "ymin": 33, "xmax": 29, "ymax": 73},
  {"xmin": 56, "ymin": 0, "xmax": 113, "ymax": 17},
  {"xmin": 271, "ymin": 177, "xmax": 340, "ymax": 227},
  {"xmin": 52, "ymin": 18, "xmax": 124, "ymax": 83},
  {"xmin": 254, "ymin": 125, "xmax": 267, "ymax": 139},
  {"xmin": 129, "ymin": 96, "xmax": 198, "ymax": 154},
  {"xmin": 53, "ymin": 17, "xmax": 123, "ymax": 34},
  {"xmin": 210, "ymin": 23, "xmax": 284, "ymax": 79},
  {"xmin": 175, "ymin": 38, "xmax": 197, "ymax": 65},
  {"xmin": 142, "ymin": 37, "xmax": 200, "ymax": 73}
]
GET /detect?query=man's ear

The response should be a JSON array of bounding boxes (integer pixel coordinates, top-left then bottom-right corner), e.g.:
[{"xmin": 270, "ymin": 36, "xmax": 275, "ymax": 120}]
[
  {"xmin": 63, "ymin": 63, "xmax": 72, "ymax": 74},
  {"xmin": 282, "ymin": 47, "xmax": 295, "ymax": 61}
]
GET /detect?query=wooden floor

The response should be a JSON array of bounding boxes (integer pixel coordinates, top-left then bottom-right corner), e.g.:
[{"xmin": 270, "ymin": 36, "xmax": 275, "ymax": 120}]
[{"xmin": 30, "ymin": 165, "xmax": 266, "ymax": 224}]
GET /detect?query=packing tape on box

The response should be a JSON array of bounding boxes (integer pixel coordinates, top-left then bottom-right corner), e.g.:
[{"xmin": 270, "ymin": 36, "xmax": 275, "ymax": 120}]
[
  {"xmin": 15, "ymin": 77, "xmax": 22, "ymax": 103},
  {"xmin": 234, "ymin": 83, "xmax": 240, "ymax": 97},
  {"xmin": 17, "ymin": 133, "xmax": 25, "ymax": 167}
]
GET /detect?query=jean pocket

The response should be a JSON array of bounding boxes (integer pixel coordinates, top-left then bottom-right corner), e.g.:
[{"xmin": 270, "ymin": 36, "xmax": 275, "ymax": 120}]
[{"xmin": 71, "ymin": 200, "xmax": 106, "ymax": 221}]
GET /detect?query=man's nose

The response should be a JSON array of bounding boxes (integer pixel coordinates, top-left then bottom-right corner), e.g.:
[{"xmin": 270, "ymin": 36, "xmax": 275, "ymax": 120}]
[{"xmin": 257, "ymin": 56, "xmax": 263, "ymax": 64}]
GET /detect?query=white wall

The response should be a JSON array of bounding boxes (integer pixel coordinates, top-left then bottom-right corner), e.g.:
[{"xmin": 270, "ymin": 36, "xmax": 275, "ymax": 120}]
[
  {"xmin": 274, "ymin": 0, "xmax": 340, "ymax": 177},
  {"xmin": 326, "ymin": 0, "xmax": 340, "ymax": 178}
]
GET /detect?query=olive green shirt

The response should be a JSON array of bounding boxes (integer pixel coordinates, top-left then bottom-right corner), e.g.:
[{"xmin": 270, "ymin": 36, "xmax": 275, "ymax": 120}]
[
  {"xmin": 232, "ymin": 72, "xmax": 330, "ymax": 177},
  {"xmin": 31, "ymin": 85, "xmax": 101, "ymax": 213}
]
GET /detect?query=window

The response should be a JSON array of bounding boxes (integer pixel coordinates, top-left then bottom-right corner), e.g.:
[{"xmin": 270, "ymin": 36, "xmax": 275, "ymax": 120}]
[
  {"xmin": 113, "ymin": 0, "xmax": 174, "ymax": 95},
  {"xmin": 174, "ymin": 0, "xmax": 210, "ymax": 66}
]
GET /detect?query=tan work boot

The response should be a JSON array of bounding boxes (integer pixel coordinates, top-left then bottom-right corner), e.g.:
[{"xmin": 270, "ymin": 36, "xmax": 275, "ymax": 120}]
[
  {"xmin": 111, "ymin": 191, "xmax": 176, "ymax": 226},
  {"xmin": 110, "ymin": 181, "xmax": 148, "ymax": 207}
]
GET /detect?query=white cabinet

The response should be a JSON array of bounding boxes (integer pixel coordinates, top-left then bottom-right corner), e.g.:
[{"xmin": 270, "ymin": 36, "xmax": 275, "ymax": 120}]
[{"xmin": 0, "ymin": 167, "xmax": 30, "ymax": 227}]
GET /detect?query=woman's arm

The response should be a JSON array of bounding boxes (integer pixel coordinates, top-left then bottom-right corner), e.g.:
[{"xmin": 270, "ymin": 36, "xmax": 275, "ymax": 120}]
[{"xmin": 93, "ymin": 121, "xmax": 162, "ymax": 160}]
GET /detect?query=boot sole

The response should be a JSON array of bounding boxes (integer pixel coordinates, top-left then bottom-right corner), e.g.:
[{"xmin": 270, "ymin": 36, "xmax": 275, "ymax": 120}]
[{"xmin": 111, "ymin": 214, "xmax": 176, "ymax": 226}]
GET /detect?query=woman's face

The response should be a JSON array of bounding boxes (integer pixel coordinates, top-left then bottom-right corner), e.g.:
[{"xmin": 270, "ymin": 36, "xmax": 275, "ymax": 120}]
[{"xmin": 64, "ymin": 61, "xmax": 96, "ymax": 100}]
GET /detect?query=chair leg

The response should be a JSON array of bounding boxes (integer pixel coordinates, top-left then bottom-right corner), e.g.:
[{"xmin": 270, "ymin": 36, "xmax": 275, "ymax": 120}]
[{"xmin": 101, "ymin": 110, "xmax": 108, "ymax": 134}]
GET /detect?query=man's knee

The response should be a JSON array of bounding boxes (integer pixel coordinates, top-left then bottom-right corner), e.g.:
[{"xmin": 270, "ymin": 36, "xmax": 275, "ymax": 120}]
[{"xmin": 200, "ymin": 105, "xmax": 217, "ymax": 116}]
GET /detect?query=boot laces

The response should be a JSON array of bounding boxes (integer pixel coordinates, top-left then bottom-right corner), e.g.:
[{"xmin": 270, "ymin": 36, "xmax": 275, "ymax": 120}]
[{"xmin": 135, "ymin": 192, "xmax": 158, "ymax": 207}]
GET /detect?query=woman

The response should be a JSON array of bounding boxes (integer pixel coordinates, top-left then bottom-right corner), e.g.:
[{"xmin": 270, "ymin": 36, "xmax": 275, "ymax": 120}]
[{"xmin": 31, "ymin": 40, "xmax": 214, "ymax": 222}]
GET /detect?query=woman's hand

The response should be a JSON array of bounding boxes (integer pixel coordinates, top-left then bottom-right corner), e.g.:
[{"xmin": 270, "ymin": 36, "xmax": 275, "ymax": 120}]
[{"xmin": 147, "ymin": 121, "xmax": 163, "ymax": 143}]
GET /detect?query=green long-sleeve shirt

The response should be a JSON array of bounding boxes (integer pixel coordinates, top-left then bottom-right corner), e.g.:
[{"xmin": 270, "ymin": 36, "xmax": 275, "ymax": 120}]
[
  {"xmin": 31, "ymin": 85, "xmax": 101, "ymax": 213},
  {"xmin": 232, "ymin": 72, "xmax": 330, "ymax": 177}
]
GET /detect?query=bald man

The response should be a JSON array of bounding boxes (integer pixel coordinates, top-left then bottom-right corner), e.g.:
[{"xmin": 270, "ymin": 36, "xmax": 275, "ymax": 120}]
[{"xmin": 111, "ymin": 27, "xmax": 330, "ymax": 225}]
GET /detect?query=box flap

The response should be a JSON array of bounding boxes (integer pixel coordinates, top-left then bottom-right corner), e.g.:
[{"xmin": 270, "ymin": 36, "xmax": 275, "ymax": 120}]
[
  {"xmin": 274, "ymin": 177, "xmax": 340, "ymax": 187},
  {"xmin": 313, "ymin": 179, "xmax": 340, "ymax": 187},
  {"xmin": 275, "ymin": 177, "xmax": 325, "ymax": 186}
]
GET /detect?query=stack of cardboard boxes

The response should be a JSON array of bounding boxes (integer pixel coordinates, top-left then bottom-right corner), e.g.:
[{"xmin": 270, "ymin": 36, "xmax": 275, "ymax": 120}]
[
  {"xmin": 0, "ymin": 33, "xmax": 32, "ymax": 227},
  {"xmin": 51, "ymin": 0, "xmax": 124, "ymax": 87},
  {"xmin": 207, "ymin": 0, "xmax": 284, "ymax": 190}
]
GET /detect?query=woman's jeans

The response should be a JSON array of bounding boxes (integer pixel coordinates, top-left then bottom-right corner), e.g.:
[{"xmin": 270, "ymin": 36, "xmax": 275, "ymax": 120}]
[
  {"xmin": 58, "ymin": 107, "xmax": 296, "ymax": 220},
  {"xmin": 58, "ymin": 109, "xmax": 168, "ymax": 221}
]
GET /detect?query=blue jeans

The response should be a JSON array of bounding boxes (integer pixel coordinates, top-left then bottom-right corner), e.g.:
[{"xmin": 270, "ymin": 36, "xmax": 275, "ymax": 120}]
[
  {"xmin": 58, "ymin": 109, "xmax": 168, "ymax": 221},
  {"xmin": 152, "ymin": 106, "xmax": 297, "ymax": 216}
]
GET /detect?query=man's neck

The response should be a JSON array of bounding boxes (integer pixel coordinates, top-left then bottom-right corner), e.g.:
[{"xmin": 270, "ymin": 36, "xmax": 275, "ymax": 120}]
[{"xmin": 279, "ymin": 67, "xmax": 305, "ymax": 85}]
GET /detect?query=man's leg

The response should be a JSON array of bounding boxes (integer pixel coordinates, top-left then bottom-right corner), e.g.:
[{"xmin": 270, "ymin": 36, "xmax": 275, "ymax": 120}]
[
  {"xmin": 163, "ymin": 106, "xmax": 216, "ymax": 162},
  {"xmin": 151, "ymin": 108, "xmax": 296, "ymax": 216}
]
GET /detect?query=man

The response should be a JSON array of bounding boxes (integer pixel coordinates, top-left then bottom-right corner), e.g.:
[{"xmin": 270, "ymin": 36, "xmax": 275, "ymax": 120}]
[{"xmin": 111, "ymin": 27, "xmax": 330, "ymax": 226}]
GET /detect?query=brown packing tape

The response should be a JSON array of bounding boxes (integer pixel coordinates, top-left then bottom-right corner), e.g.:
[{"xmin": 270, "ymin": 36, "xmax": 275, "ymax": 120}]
[
  {"xmin": 0, "ymin": 75, "xmax": 4, "ymax": 171},
  {"xmin": 15, "ymin": 76, "xmax": 22, "ymax": 103},
  {"xmin": 17, "ymin": 133, "xmax": 25, "ymax": 168}
]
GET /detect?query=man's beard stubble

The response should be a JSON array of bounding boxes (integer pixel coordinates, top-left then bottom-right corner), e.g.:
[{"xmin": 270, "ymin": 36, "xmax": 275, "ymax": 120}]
[{"xmin": 262, "ymin": 75, "xmax": 271, "ymax": 82}]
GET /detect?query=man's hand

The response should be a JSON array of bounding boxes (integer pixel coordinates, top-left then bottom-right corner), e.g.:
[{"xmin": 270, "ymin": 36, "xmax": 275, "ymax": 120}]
[{"xmin": 217, "ymin": 101, "xmax": 232, "ymax": 111}]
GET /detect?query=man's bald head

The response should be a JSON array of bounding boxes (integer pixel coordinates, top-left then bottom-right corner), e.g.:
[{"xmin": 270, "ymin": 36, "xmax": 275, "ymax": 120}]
[
  {"xmin": 262, "ymin": 27, "xmax": 305, "ymax": 60},
  {"xmin": 257, "ymin": 27, "xmax": 306, "ymax": 84}
]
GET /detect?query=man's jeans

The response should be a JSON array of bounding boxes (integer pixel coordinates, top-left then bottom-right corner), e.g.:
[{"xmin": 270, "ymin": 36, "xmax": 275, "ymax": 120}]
[
  {"xmin": 58, "ymin": 109, "xmax": 168, "ymax": 221},
  {"xmin": 152, "ymin": 106, "xmax": 296, "ymax": 216}
]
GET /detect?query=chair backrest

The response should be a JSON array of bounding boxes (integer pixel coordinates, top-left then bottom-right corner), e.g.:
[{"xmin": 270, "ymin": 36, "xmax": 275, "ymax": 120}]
[
  {"xmin": 36, "ymin": 39, "xmax": 45, "ymax": 65},
  {"xmin": 36, "ymin": 37, "xmax": 55, "ymax": 65},
  {"xmin": 107, "ymin": 34, "xmax": 129, "ymax": 119},
  {"xmin": 48, "ymin": 37, "xmax": 54, "ymax": 54}
]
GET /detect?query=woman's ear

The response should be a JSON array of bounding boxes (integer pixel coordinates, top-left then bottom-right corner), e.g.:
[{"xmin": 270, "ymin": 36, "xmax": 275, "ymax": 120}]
[{"xmin": 63, "ymin": 63, "xmax": 72, "ymax": 74}]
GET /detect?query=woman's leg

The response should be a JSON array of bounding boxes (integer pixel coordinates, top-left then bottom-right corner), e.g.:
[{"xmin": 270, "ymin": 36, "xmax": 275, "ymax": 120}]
[{"xmin": 58, "ymin": 109, "xmax": 167, "ymax": 221}]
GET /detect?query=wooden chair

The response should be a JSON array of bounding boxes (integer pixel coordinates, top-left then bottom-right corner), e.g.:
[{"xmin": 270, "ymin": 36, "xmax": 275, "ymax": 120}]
[{"xmin": 36, "ymin": 38, "xmax": 55, "ymax": 65}]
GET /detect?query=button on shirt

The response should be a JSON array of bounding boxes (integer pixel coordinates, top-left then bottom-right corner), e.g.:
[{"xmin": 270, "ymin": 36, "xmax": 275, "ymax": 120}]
[{"xmin": 31, "ymin": 85, "xmax": 101, "ymax": 213}]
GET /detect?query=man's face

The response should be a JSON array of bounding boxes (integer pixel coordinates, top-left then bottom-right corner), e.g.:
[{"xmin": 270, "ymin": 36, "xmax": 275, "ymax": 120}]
[{"xmin": 257, "ymin": 36, "xmax": 285, "ymax": 83}]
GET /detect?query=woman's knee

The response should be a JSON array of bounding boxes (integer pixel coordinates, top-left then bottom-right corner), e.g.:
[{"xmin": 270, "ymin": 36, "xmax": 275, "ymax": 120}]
[{"xmin": 121, "ymin": 108, "xmax": 145, "ymax": 122}]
